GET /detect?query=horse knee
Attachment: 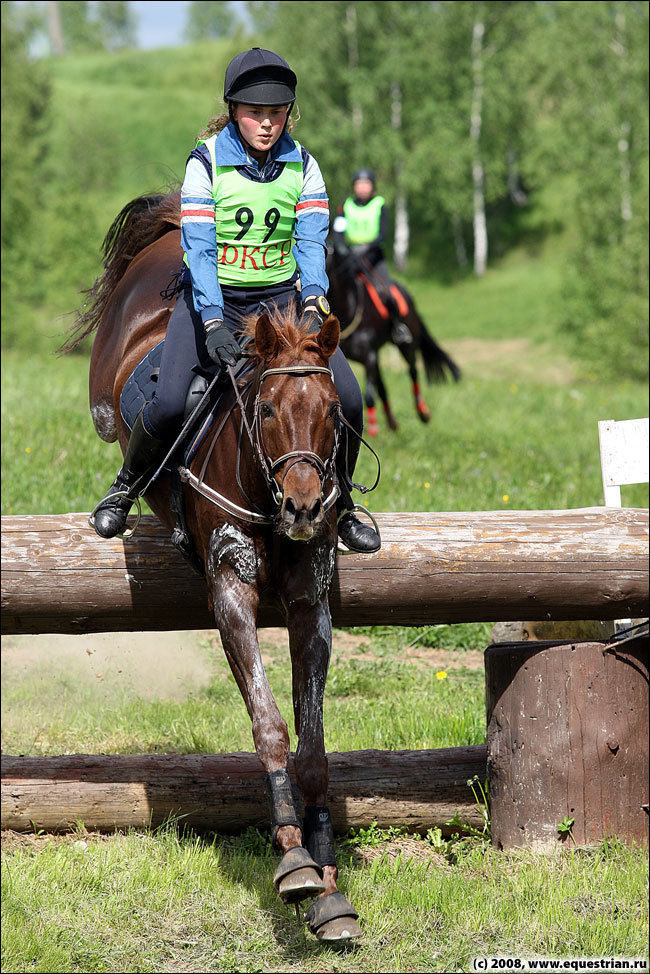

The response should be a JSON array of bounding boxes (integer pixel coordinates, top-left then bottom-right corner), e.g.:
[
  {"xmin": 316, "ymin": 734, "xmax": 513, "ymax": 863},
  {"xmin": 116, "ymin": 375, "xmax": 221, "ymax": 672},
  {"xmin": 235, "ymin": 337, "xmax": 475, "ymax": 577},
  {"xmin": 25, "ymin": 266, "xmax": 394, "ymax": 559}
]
[{"xmin": 253, "ymin": 713, "xmax": 291, "ymax": 766}]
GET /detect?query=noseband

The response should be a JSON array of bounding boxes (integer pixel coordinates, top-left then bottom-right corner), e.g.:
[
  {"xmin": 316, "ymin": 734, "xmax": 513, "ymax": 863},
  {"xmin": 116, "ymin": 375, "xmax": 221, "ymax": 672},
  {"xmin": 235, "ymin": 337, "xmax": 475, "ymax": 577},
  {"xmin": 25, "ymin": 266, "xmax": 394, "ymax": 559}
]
[
  {"xmin": 180, "ymin": 362, "xmax": 340, "ymax": 525},
  {"xmin": 253, "ymin": 365, "xmax": 340, "ymax": 512}
]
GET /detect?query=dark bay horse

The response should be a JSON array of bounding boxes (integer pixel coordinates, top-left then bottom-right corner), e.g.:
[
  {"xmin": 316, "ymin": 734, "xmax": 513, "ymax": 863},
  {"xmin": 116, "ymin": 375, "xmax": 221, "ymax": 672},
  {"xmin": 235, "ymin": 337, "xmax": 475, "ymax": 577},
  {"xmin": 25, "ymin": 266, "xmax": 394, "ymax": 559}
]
[
  {"xmin": 327, "ymin": 248, "xmax": 461, "ymax": 434},
  {"xmin": 66, "ymin": 193, "xmax": 362, "ymax": 942}
]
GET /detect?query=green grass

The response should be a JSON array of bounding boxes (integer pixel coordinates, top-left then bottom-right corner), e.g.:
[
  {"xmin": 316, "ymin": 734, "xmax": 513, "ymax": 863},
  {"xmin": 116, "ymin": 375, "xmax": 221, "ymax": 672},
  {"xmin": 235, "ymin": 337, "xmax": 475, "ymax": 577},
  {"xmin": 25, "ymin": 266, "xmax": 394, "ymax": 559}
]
[
  {"xmin": 2, "ymin": 317, "xmax": 648, "ymax": 516},
  {"xmin": 1, "ymin": 628, "xmax": 485, "ymax": 757},
  {"xmin": 2, "ymin": 828, "xmax": 647, "ymax": 973}
]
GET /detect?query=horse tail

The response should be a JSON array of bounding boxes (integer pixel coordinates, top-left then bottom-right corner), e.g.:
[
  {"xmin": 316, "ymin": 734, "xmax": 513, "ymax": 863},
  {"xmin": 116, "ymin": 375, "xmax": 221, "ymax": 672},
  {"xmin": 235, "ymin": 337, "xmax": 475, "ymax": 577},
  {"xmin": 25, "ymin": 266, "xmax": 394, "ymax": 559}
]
[
  {"xmin": 58, "ymin": 190, "xmax": 181, "ymax": 355},
  {"xmin": 415, "ymin": 310, "xmax": 462, "ymax": 384}
]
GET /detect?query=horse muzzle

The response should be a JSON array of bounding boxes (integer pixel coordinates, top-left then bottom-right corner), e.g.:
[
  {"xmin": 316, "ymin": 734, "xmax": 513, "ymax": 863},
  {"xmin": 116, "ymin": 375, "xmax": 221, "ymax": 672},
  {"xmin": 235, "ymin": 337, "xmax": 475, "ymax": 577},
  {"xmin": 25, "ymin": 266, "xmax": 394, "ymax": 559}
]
[{"xmin": 280, "ymin": 492, "xmax": 325, "ymax": 542}]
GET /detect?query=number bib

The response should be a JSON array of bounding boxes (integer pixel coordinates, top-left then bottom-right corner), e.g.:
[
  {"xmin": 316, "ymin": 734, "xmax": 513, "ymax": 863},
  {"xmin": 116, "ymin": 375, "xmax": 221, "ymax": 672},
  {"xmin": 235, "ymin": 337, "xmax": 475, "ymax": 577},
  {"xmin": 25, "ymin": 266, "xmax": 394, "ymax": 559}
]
[{"xmin": 198, "ymin": 134, "xmax": 304, "ymax": 286}]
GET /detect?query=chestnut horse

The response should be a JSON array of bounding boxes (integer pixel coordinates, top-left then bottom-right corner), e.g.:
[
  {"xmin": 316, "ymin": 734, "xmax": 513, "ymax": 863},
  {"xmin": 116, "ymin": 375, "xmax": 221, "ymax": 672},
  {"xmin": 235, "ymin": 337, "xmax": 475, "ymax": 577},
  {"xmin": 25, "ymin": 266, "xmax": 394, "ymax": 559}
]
[
  {"xmin": 327, "ymin": 247, "xmax": 461, "ymax": 435},
  {"xmin": 68, "ymin": 193, "xmax": 362, "ymax": 942}
]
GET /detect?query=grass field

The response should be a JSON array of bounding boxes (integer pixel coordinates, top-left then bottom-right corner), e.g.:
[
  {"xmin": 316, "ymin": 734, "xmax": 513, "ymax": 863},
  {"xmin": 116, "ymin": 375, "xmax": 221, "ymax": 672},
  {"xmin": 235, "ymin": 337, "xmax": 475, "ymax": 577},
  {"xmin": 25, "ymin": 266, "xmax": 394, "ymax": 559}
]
[
  {"xmin": 2, "ymin": 231, "xmax": 649, "ymax": 973},
  {"xmin": 2, "ymin": 625, "xmax": 649, "ymax": 973}
]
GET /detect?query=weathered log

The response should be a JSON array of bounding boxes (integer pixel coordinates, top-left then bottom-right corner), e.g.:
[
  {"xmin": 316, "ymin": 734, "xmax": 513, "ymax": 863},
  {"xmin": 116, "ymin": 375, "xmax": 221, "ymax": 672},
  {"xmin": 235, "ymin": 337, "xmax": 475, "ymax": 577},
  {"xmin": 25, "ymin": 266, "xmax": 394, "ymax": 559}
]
[
  {"xmin": 2, "ymin": 508, "xmax": 648, "ymax": 634},
  {"xmin": 1, "ymin": 746, "xmax": 486, "ymax": 835},
  {"xmin": 486, "ymin": 629, "xmax": 649, "ymax": 850}
]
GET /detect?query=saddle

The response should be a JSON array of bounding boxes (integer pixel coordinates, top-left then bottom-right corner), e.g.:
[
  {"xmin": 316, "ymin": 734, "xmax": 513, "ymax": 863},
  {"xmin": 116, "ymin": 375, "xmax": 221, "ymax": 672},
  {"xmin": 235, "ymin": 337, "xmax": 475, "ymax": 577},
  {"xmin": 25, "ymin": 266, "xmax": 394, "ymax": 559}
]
[
  {"xmin": 358, "ymin": 273, "xmax": 410, "ymax": 322},
  {"xmin": 119, "ymin": 340, "xmax": 253, "ymax": 573}
]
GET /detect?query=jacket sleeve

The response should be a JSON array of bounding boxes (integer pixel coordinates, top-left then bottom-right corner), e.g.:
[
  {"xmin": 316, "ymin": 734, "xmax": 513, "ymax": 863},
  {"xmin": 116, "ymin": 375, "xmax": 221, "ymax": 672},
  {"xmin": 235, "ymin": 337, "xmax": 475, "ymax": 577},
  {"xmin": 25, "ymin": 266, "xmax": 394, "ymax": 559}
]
[
  {"xmin": 293, "ymin": 148, "xmax": 330, "ymax": 301},
  {"xmin": 180, "ymin": 153, "xmax": 224, "ymax": 323}
]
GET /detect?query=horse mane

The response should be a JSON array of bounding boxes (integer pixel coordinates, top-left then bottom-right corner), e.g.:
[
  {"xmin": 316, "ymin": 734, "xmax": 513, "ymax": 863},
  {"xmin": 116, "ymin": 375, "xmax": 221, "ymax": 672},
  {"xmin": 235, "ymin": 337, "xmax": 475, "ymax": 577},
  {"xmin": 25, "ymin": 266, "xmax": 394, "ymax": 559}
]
[
  {"xmin": 58, "ymin": 190, "xmax": 181, "ymax": 354},
  {"xmin": 239, "ymin": 303, "xmax": 323, "ymax": 364}
]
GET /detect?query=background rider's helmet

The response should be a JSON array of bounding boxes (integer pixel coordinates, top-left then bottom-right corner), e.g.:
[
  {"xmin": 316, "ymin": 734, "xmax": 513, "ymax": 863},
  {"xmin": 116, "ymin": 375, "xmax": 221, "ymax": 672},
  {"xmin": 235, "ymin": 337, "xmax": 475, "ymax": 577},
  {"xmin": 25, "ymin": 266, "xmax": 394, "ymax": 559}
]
[
  {"xmin": 224, "ymin": 47, "xmax": 297, "ymax": 106},
  {"xmin": 352, "ymin": 168, "xmax": 376, "ymax": 185}
]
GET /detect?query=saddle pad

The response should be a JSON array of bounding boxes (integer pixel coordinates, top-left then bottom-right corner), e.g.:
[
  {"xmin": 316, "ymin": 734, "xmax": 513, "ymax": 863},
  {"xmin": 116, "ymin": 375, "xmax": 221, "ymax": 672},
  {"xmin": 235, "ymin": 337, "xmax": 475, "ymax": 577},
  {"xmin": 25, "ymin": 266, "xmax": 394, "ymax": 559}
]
[{"xmin": 119, "ymin": 340, "xmax": 165, "ymax": 433}]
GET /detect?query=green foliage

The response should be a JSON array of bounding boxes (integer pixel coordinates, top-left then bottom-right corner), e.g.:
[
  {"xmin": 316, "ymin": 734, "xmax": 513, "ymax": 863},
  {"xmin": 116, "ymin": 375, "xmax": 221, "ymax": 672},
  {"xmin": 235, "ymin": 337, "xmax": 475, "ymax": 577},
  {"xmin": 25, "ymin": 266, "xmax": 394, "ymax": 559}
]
[
  {"xmin": 558, "ymin": 815, "xmax": 577, "ymax": 845},
  {"xmin": 95, "ymin": 1, "xmax": 136, "ymax": 51},
  {"xmin": 185, "ymin": 1, "xmax": 238, "ymax": 41},
  {"xmin": 1, "ymin": 5, "xmax": 648, "ymax": 378},
  {"xmin": 0, "ymin": 3, "xmax": 50, "ymax": 316},
  {"xmin": 525, "ymin": 1, "xmax": 650, "ymax": 380}
]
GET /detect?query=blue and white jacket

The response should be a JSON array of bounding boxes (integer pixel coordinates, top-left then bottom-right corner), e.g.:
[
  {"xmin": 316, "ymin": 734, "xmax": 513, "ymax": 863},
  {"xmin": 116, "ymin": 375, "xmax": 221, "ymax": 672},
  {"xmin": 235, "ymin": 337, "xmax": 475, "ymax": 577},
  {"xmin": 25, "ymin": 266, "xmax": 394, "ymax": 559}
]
[{"xmin": 180, "ymin": 122, "xmax": 330, "ymax": 324}]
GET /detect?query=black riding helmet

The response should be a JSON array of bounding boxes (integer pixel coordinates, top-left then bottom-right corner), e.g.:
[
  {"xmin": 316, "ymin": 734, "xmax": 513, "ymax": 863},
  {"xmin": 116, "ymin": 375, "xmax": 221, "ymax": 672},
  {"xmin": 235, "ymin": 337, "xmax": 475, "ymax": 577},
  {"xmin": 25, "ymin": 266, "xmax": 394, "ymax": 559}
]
[
  {"xmin": 224, "ymin": 47, "xmax": 297, "ymax": 106},
  {"xmin": 352, "ymin": 168, "xmax": 376, "ymax": 185}
]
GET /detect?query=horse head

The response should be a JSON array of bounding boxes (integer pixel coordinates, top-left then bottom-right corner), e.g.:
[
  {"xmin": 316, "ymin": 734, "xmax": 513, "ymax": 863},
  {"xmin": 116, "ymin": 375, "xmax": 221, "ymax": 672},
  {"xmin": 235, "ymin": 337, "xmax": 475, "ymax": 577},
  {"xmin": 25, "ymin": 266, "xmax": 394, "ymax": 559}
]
[{"xmin": 250, "ymin": 308, "xmax": 341, "ymax": 542}]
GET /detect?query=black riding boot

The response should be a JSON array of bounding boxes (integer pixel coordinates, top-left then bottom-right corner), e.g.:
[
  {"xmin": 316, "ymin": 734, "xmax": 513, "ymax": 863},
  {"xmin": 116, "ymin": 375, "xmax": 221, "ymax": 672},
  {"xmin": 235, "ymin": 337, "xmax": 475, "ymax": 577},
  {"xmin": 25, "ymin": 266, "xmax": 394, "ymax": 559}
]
[
  {"xmin": 91, "ymin": 408, "xmax": 167, "ymax": 539},
  {"xmin": 336, "ymin": 433, "xmax": 381, "ymax": 554}
]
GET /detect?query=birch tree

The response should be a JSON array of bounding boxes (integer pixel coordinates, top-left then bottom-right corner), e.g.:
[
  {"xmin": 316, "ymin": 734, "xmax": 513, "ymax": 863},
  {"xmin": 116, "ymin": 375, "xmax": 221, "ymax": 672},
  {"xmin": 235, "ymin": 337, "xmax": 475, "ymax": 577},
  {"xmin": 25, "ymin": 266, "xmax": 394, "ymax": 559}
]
[{"xmin": 529, "ymin": 0, "xmax": 649, "ymax": 378}]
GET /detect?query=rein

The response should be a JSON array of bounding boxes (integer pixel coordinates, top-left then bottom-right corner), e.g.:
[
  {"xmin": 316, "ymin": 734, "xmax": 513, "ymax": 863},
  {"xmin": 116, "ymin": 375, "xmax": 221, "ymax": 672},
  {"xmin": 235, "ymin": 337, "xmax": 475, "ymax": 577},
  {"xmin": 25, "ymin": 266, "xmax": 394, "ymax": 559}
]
[{"xmin": 180, "ymin": 362, "xmax": 341, "ymax": 525}]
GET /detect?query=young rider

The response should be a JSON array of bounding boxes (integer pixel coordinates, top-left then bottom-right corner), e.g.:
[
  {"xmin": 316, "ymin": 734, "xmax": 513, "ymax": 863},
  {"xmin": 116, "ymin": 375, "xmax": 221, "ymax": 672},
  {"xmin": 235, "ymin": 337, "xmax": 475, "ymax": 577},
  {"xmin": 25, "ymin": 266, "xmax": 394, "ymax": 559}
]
[
  {"xmin": 92, "ymin": 48, "xmax": 380, "ymax": 553},
  {"xmin": 332, "ymin": 168, "xmax": 401, "ymax": 320}
]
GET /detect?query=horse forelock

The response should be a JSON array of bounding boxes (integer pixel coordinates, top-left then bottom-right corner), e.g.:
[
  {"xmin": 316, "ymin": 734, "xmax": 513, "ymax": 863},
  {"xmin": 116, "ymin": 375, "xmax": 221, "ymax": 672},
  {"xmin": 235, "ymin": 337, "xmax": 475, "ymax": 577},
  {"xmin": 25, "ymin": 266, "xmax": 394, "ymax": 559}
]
[{"xmin": 240, "ymin": 304, "xmax": 325, "ymax": 365}]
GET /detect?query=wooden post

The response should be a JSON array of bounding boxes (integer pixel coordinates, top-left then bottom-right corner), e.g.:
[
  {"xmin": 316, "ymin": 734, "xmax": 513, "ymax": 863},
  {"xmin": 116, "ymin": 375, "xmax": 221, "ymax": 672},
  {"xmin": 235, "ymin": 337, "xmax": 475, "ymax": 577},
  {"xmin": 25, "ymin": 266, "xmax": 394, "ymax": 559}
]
[{"xmin": 486, "ymin": 629, "xmax": 649, "ymax": 850}]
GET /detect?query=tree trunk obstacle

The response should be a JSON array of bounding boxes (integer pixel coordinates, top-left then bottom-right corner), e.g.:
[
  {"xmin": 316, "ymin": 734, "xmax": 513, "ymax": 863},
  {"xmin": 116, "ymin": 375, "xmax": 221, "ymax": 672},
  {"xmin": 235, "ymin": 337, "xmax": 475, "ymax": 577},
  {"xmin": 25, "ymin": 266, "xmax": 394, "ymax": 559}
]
[
  {"xmin": 486, "ymin": 628, "xmax": 649, "ymax": 851},
  {"xmin": 2, "ymin": 508, "xmax": 648, "ymax": 847},
  {"xmin": 2, "ymin": 508, "xmax": 648, "ymax": 634},
  {"xmin": 1, "ymin": 747, "xmax": 487, "ymax": 835}
]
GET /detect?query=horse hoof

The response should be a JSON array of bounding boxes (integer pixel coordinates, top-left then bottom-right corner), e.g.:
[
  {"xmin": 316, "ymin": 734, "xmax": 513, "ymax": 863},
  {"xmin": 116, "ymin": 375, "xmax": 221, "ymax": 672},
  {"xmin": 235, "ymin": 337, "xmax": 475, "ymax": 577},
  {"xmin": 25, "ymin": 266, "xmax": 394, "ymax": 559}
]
[
  {"xmin": 313, "ymin": 915, "xmax": 362, "ymax": 942},
  {"xmin": 417, "ymin": 405, "xmax": 431, "ymax": 423},
  {"xmin": 305, "ymin": 891, "xmax": 361, "ymax": 942},
  {"xmin": 274, "ymin": 846, "xmax": 325, "ymax": 904},
  {"xmin": 278, "ymin": 865, "xmax": 326, "ymax": 904}
]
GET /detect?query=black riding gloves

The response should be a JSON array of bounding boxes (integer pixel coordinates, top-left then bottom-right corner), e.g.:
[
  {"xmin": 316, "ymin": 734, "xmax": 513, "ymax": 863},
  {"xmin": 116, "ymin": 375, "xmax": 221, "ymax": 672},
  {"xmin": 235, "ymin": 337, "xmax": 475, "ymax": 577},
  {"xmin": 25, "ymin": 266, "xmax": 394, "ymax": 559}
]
[
  {"xmin": 302, "ymin": 295, "xmax": 331, "ymax": 333},
  {"xmin": 204, "ymin": 319, "xmax": 242, "ymax": 368}
]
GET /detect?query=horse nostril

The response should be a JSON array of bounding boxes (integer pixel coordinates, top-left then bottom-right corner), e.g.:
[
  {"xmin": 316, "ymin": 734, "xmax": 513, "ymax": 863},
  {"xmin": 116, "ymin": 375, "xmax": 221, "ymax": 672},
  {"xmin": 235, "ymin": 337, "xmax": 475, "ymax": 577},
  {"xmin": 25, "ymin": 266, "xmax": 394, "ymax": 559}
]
[
  {"xmin": 284, "ymin": 497, "xmax": 296, "ymax": 521},
  {"xmin": 310, "ymin": 498, "xmax": 323, "ymax": 521}
]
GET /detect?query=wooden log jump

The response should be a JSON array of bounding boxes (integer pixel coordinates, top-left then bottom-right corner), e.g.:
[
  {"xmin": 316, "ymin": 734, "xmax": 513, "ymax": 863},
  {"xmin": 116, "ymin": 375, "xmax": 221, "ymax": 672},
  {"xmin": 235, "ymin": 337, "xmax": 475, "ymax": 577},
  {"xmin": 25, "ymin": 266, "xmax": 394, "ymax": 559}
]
[
  {"xmin": 1, "ymin": 746, "xmax": 487, "ymax": 835},
  {"xmin": 486, "ymin": 628, "xmax": 649, "ymax": 851},
  {"xmin": 2, "ymin": 508, "xmax": 648, "ymax": 634}
]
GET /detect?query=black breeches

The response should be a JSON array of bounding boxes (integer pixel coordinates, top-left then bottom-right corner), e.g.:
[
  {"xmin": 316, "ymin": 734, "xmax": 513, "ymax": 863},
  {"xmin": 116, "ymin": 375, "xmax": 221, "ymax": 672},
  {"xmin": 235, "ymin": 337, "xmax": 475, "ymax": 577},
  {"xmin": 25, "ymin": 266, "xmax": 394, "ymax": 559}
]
[{"xmin": 142, "ymin": 283, "xmax": 364, "ymax": 451}]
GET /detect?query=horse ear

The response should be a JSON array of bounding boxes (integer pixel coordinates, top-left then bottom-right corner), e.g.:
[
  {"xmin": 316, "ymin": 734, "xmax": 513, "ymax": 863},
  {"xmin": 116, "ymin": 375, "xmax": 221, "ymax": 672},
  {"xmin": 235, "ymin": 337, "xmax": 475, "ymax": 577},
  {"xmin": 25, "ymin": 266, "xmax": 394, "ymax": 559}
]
[
  {"xmin": 317, "ymin": 315, "xmax": 340, "ymax": 360},
  {"xmin": 255, "ymin": 313, "xmax": 279, "ymax": 362}
]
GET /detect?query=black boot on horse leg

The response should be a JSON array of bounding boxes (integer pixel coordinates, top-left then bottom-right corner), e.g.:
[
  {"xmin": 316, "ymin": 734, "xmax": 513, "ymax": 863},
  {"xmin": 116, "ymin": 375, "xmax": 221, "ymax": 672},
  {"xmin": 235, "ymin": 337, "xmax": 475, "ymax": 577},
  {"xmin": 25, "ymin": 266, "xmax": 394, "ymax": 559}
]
[
  {"xmin": 336, "ymin": 433, "xmax": 381, "ymax": 554},
  {"xmin": 268, "ymin": 770, "xmax": 325, "ymax": 904},
  {"xmin": 91, "ymin": 406, "xmax": 167, "ymax": 538},
  {"xmin": 303, "ymin": 805, "xmax": 361, "ymax": 941}
]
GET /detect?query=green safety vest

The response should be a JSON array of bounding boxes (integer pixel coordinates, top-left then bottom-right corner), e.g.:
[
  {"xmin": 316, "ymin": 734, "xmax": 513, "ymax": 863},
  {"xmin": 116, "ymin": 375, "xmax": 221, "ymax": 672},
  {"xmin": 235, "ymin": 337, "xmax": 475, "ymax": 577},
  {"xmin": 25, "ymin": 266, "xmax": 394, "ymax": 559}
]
[
  {"xmin": 185, "ymin": 133, "xmax": 304, "ymax": 286},
  {"xmin": 343, "ymin": 195, "xmax": 385, "ymax": 245}
]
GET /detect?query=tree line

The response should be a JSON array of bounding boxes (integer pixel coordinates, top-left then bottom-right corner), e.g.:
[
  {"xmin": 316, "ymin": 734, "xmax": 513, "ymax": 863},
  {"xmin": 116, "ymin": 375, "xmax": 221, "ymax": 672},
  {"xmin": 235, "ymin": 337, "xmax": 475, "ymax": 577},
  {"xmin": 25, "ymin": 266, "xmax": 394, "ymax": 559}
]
[{"xmin": 2, "ymin": 0, "xmax": 648, "ymax": 378}]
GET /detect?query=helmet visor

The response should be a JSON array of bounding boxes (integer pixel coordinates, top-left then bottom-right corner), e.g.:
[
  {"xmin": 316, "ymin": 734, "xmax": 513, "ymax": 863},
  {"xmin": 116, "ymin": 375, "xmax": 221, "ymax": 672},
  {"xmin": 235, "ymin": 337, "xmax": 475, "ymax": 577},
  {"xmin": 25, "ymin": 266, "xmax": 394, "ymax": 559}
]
[{"xmin": 229, "ymin": 80, "xmax": 295, "ymax": 106}]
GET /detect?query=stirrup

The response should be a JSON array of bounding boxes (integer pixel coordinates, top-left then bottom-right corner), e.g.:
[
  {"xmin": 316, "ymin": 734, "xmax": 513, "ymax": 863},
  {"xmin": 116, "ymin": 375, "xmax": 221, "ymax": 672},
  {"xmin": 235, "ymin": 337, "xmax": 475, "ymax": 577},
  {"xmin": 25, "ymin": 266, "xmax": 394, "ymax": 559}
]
[
  {"xmin": 88, "ymin": 490, "xmax": 143, "ymax": 540},
  {"xmin": 336, "ymin": 503, "xmax": 381, "ymax": 554}
]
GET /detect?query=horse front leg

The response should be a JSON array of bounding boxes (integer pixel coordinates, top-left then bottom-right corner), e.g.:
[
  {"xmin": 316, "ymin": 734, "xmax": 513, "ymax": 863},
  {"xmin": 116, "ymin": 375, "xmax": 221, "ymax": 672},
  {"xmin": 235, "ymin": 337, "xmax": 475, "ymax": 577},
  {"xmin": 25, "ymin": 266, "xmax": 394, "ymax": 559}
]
[
  {"xmin": 285, "ymin": 591, "xmax": 362, "ymax": 942},
  {"xmin": 207, "ymin": 554, "xmax": 325, "ymax": 906}
]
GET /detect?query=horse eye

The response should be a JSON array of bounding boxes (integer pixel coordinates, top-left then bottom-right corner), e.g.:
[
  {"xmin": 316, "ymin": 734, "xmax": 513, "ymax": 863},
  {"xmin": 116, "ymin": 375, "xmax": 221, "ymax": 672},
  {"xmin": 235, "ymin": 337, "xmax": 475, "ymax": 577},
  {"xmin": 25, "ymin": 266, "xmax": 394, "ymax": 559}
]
[
  {"xmin": 328, "ymin": 401, "xmax": 341, "ymax": 419},
  {"xmin": 260, "ymin": 401, "xmax": 274, "ymax": 419}
]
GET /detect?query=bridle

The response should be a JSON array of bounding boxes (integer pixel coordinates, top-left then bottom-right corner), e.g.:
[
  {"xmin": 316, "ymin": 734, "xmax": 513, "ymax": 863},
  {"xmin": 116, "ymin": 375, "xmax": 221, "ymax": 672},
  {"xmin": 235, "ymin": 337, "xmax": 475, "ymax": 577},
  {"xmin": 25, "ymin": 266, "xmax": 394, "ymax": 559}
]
[{"xmin": 180, "ymin": 362, "xmax": 341, "ymax": 525}]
